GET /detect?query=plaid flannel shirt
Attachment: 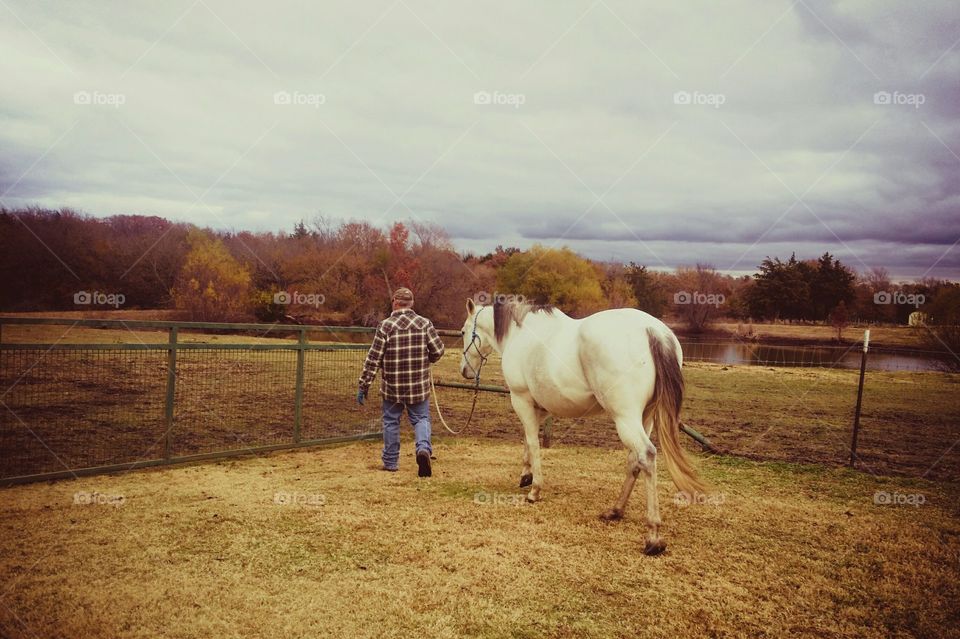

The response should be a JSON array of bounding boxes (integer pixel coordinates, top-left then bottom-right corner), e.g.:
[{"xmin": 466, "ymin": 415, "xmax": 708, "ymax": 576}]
[{"xmin": 358, "ymin": 309, "xmax": 445, "ymax": 404}]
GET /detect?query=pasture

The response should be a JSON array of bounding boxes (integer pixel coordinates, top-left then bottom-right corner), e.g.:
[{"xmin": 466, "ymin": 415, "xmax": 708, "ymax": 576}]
[{"xmin": 1, "ymin": 439, "xmax": 958, "ymax": 638}]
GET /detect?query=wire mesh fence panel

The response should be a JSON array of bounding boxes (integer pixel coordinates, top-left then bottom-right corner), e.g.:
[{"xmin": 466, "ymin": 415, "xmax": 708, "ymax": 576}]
[
  {"xmin": 2, "ymin": 317, "xmax": 957, "ymax": 483},
  {"xmin": 0, "ymin": 348, "xmax": 167, "ymax": 478},
  {"xmin": 855, "ymin": 371, "xmax": 960, "ymax": 481},
  {"xmin": 430, "ymin": 385, "xmax": 517, "ymax": 438},
  {"xmin": 681, "ymin": 364, "xmax": 861, "ymax": 465},
  {"xmin": 301, "ymin": 348, "xmax": 380, "ymax": 441},
  {"xmin": 171, "ymin": 349, "xmax": 297, "ymax": 456}
]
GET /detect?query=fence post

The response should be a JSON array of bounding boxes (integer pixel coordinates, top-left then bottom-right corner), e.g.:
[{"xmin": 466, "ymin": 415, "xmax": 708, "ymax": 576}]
[
  {"xmin": 542, "ymin": 416, "xmax": 553, "ymax": 448},
  {"xmin": 293, "ymin": 328, "xmax": 306, "ymax": 443},
  {"xmin": 164, "ymin": 326, "xmax": 178, "ymax": 460},
  {"xmin": 849, "ymin": 329, "xmax": 870, "ymax": 467}
]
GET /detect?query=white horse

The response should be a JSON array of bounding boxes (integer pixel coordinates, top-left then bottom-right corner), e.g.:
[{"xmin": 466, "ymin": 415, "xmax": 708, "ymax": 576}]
[{"xmin": 459, "ymin": 299, "xmax": 705, "ymax": 555}]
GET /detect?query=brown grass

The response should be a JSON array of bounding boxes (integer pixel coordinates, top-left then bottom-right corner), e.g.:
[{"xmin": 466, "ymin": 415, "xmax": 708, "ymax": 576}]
[{"xmin": 0, "ymin": 438, "xmax": 958, "ymax": 638}]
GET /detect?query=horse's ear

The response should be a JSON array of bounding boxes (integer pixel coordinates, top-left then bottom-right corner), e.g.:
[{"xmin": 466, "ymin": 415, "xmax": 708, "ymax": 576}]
[{"xmin": 466, "ymin": 298, "xmax": 476, "ymax": 314}]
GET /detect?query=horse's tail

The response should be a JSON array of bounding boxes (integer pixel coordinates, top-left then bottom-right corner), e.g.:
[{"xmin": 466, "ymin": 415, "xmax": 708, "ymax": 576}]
[{"xmin": 644, "ymin": 327, "xmax": 706, "ymax": 497}]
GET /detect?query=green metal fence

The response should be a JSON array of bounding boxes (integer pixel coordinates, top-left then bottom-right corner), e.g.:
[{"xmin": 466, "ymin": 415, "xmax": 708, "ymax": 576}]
[
  {"xmin": 0, "ymin": 317, "xmax": 473, "ymax": 485},
  {"xmin": 5, "ymin": 316, "xmax": 956, "ymax": 484}
]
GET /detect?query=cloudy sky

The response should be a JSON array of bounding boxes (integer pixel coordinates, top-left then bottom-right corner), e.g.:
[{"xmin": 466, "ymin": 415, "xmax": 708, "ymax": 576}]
[{"xmin": 2, "ymin": 0, "xmax": 958, "ymax": 279}]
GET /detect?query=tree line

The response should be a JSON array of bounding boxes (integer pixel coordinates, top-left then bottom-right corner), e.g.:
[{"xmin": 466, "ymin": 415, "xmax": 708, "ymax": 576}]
[{"xmin": 1, "ymin": 207, "xmax": 957, "ymax": 342}]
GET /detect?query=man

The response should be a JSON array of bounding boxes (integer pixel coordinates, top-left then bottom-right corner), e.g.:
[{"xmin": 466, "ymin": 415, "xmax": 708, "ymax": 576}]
[{"xmin": 357, "ymin": 287, "xmax": 445, "ymax": 477}]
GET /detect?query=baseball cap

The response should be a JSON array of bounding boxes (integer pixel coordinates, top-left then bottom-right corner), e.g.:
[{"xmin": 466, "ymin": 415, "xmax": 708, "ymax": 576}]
[{"xmin": 393, "ymin": 287, "xmax": 414, "ymax": 304}]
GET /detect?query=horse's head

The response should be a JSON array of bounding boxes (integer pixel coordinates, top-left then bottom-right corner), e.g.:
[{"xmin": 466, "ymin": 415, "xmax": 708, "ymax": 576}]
[{"xmin": 460, "ymin": 298, "xmax": 495, "ymax": 379}]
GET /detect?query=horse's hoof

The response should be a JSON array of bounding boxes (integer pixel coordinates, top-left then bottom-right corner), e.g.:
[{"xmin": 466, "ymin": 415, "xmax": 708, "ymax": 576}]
[
  {"xmin": 644, "ymin": 540, "xmax": 667, "ymax": 556},
  {"xmin": 599, "ymin": 508, "xmax": 623, "ymax": 522},
  {"xmin": 519, "ymin": 473, "xmax": 533, "ymax": 488},
  {"xmin": 525, "ymin": 491, "xmax": 541, "ymax": 503}
]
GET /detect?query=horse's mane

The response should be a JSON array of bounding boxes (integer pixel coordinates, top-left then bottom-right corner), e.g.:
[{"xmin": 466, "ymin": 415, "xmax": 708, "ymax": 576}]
[{"xmin": 493, "ymin": 300, "xmax": 555, "ymax": 345}]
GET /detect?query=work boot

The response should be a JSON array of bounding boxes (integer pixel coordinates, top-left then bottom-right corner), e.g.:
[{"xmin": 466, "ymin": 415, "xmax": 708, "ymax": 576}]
[{"xmin": 416, "ymin": 450, "xmax": 432, "ymax": 478}]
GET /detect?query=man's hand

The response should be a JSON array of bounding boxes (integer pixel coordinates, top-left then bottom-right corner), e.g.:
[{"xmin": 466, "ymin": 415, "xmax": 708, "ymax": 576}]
[{"xmin": 357, "ymin": 388, "xmax": 367, "ymax": 406}]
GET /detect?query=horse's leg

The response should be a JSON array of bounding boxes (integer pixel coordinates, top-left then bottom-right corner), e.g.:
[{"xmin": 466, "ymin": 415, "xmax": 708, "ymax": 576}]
[
  {"xmin": 511, "ymin": 393, "xmax": 543, "ymax": 502},
  {"xmin": 519, "ymin": 407, "xmax": 545, "ymax": 488},
  {"xmin": 638, "ymin": 416, "xmax": 665, "ymax": 556},
  {"xmin": 520, "ymin": 439, "xmax": 532, "ymax": 487},
  {"xmin": 600, "ymin": 416, "xmax": 665, "ymax": 556}
]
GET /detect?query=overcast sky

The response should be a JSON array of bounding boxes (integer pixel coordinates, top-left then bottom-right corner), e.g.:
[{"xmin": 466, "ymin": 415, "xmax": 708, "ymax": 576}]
[{"xmin": 2, "ymin": 0, "xmax": 958, "ymax": 279}]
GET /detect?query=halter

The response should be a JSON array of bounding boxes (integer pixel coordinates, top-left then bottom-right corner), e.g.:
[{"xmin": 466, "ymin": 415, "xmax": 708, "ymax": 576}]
[
  {"xmin": 462, "ymin": 305, "xmax": 489, "ymax": 385},
  {"xmin": 431, "ymin": 305, "xmax": 488, "ymax": 435}
]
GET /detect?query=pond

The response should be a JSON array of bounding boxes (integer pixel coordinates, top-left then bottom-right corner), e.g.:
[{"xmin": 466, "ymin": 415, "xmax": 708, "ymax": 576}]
[{"xmin": 677, "ymin": 339, "xmax": 958, "ymax": 372}]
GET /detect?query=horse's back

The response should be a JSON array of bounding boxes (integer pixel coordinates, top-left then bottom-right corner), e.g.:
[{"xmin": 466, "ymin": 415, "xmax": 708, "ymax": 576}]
[{"xmin": 578, "ymin": 308, "xmax": 677, "ymax": 349}]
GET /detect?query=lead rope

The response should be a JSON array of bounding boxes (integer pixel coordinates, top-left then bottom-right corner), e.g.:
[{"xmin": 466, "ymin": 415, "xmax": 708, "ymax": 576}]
[{"xmin": 431, "ymin": 369, "xmax": 479, "ymax": 435}]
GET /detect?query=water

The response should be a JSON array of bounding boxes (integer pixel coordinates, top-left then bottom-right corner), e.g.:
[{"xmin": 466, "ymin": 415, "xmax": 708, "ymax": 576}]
[{"xmin": 678, "ymin": 339, "xmax": 958, "ymax": 372}]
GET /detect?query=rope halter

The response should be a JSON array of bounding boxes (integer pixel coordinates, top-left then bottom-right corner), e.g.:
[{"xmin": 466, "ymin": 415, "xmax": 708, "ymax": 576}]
[{"xmin": 462, "ymin": 305, "xmax": 488, "ymax": 386}]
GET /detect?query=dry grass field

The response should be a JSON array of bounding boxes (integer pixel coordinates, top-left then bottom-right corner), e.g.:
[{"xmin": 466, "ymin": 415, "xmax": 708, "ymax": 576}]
[{"xmin": 1, "ymin": 439, "xmax": 958, "ymax": 638}]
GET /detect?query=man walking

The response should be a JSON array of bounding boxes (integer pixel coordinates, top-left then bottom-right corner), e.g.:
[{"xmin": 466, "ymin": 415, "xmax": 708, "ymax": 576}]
[{"xmin": 357, "ymin": 288, "xmax": 445, "ymax": 477}]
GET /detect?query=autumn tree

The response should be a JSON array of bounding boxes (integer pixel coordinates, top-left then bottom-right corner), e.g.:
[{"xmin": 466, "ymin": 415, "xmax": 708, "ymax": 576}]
[
  {"xmin": 0, "ymin": 208, "xmax": 191, "ymax": 311},
  {"xmin": 600, "ymin": 263, "xmax": 638, "ymax": 308},
  {"xmin": 171, "ymin": 229, "xmax": 252, "ymax": 321},
  {"xmin": 479, "ymin": 245, "xmax": 521, "ymax": 269},
  {"xmin": 387, "ymin": 222, "xmax": 419, "ymax": 290},
  {"xmin": 497, "ymin": 245, "xmax": 606, "ymax": 316}
]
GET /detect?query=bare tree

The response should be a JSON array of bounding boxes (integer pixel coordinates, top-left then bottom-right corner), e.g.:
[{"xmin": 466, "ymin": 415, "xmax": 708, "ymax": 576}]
[
  {"xmin": 829, "ymin": 301, "xmax": 849, "ymax": 341},
  {"xmin": 673, "ymin": 264, "xmax": 730, "ymax": 332}
]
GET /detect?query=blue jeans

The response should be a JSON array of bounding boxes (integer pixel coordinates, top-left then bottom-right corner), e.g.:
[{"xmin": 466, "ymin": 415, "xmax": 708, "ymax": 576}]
[{"xmin": 381, "ymin": 398, "xmax": 432, "ymax": 469}]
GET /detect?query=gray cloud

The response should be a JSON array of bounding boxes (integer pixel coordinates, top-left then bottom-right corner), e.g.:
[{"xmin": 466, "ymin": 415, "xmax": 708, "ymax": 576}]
[{"xmin": 0, "ymin": 0, "xmax": 958, "ymax": 280}]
